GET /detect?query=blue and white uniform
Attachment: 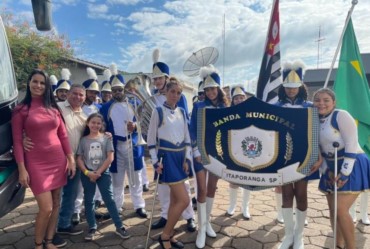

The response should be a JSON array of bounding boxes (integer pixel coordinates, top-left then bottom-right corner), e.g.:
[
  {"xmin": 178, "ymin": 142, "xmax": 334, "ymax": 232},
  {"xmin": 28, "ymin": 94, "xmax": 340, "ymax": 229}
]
[
  {"xmin": 149, "ymin": 52, "xmax": 194, "ymax": 223},
  {"xmin": 150, "ymin": 94, "xmax": 194, "ymax": 221},
  {"xmin": 147, "ymin": 103, "xmax": 192, "ymax": 184},
  {"xmin": 100, "ymin": 99, "xmax": 145, "ymax": 211},
  {"xmin": 318, "ymin": 110, "xmax": 370, "ymax": 193},
  {"xmin": 152, "ymin": 92, "xmax": 189, "ymax": 121},
  {"xmin": 190, "ymin": 99, "xmax": 226, "ymax": 172},
  {"xmin": 275, "ymin": 98, "xmax": 320, "ymax": 181}
]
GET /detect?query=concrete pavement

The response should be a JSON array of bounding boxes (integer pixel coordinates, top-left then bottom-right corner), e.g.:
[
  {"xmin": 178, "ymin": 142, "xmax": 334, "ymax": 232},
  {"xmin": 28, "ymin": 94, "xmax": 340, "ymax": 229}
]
[{"xmin": 1, "ymin": 166, "xmax": 370, "ymax": 249}]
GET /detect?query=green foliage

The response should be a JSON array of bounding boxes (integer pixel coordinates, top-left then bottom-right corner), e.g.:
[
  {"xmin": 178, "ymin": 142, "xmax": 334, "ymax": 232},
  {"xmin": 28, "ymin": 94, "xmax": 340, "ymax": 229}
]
[{"xmin": 2, "ymin": 12, "xmax": 74, "ymax": 89}]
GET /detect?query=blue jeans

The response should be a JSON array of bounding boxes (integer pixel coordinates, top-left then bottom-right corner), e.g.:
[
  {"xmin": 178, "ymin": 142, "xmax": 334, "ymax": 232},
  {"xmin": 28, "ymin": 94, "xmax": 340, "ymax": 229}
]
[
  {"xmin": 58, "ymin": 169, "xmax": 81, "ymax": 229},
  {"xmin": 81, "ymin": 171, "xmax": 123, "ymax": 230}
]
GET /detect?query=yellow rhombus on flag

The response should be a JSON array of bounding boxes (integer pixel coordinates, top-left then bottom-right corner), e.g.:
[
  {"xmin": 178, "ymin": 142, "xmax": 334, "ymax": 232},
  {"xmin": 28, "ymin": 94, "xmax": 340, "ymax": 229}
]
[{"xmin": 333, "ymin": 18, "xmax": 370, "ymax": 156}]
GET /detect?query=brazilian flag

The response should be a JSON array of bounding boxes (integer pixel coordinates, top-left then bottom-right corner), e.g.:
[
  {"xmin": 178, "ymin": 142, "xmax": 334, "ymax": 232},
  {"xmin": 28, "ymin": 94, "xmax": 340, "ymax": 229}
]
[{"xmin": 334, "ymin": 18, "xmax": 370, "ymax": 156}]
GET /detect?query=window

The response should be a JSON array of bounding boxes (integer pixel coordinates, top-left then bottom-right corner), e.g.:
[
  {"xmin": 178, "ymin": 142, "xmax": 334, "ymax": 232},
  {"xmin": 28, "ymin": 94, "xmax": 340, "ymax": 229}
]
[{"xmin": 0, "ymin": 17, "xmax": 17, "ymax": 104}]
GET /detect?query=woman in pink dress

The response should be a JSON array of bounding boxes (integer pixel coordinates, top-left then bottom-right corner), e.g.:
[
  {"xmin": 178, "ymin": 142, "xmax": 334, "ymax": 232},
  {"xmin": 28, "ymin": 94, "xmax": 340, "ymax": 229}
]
[{"xmin": 11, "ymin": 69, "xmax": 75, "ymax": 249}]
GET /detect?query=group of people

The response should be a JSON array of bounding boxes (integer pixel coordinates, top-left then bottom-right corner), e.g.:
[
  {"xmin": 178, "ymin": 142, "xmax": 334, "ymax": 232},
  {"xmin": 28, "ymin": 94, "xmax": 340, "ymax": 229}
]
[
  {"xmin": 10, "ymin": 53, "xmax": 370, "ymax": 249},
  {"xmin": 262, "ymin": 61, "xmax": 370, "ymax": 249},
  {"xmin": 11, "ymin": 64, "xmax": 149, "ymax": 249}
]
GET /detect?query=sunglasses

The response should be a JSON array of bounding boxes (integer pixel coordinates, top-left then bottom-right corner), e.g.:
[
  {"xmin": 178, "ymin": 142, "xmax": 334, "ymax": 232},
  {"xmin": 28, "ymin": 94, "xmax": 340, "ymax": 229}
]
[{"xmin": 112, "ymin": 88, "xmax": 123, "ymax": 93}]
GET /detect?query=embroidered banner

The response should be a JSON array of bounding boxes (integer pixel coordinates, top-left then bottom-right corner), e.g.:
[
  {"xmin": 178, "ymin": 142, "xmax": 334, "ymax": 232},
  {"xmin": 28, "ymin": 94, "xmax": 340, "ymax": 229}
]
[{"xmin": 197, "ymin": 97, "xmax": 319, "ymax": 189}]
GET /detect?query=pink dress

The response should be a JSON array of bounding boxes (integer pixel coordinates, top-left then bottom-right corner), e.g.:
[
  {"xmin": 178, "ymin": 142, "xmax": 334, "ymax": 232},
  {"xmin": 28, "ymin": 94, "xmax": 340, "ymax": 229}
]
[{"xmin": 11, "ymin": 97, "xmax": 72, "ymax": 195}]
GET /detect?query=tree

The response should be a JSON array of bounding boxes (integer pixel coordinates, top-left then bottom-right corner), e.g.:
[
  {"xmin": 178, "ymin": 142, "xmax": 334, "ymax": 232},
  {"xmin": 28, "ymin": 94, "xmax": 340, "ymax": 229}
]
[{"xmin": 2, "ymin": 12, "xmax": 74, "ymax": 89}]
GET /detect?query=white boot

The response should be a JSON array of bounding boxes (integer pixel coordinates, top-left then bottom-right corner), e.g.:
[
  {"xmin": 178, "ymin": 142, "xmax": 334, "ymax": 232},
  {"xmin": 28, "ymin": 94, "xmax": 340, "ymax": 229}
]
[
  {"xmin": 293, "ymin": 209, "xmax": 306, "ymax": 249},
  {"xmin": 278, "ymin": 208, "xmax": 294, "ymax": 249},
  {"xmin": 360, "ymin": 193, "xmax": 370, "ymax": 225},
  {"xmin": 293, "ymin": 198, "xmax": 308, "ymax": 226},
  {"xmin": 226, "ymin": 188, "xmax": 238, "ymax": 216},
  {"xmin": 242, "ymin": 189, "xmax": 251, "ymax": 220},
  {"xmin": 349, "ymin": 200, "xmax": 357, "ymax": 223},
  {"xmin": 276, "ymin": 193, "xmax": 284, "ymax": 223},
  {"xmin": 196, "ymin": 202, "xmax": 207, "ymax": 248},
  {"xmin": 206, "ymin": 197, "xmax": 216, "ymax": 238}
]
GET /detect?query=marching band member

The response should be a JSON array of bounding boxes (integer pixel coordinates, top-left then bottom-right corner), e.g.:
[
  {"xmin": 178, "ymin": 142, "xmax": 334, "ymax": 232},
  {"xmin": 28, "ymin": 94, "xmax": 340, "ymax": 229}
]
[
  {"xmin": 275, "ymin": 61, "xmax": 321, "ymax": 249},
  {"xmin": 150, "ymin": 49, "xmax": 189, "ymax": 115},
  {"xmin": 197, "ymin": 81, "xmax": 205, "ymax": 102},
  {"xmin": 150, "ymin": 49, "xmax": 196, "ymax": 232},
  {"xmin": 147, "ymin": 79, "xmax": 192, "ymax": 249},
  {"xmin": 100, "ymin": 65, "xmax": 147, "ymax": 218},
  {"xmin": 314, "ymin": 88, "xmax": 370, "ymax": 249},
  {"xmin": 226, "ymin": 86, "xmax": 253, "ymax": 219},
  {"xmin": 101, "ymin": 68, "xmax": 113, "ymax": 103},
  {"xmin": 192, "ymin": 95, "xmax": 199, "ymax": 104},
  {"xmin": 190, "ymin": 65, "xmax": 229, "ymax": 248},
  {"xmin": 82, "ymin": 67, "xmax": 101, "ymax": 116},
  {"xmin": 55, "ymin": 68, "xmax": 72, "ymax": 102},
  {"xmin": 189, "ymin": 80, "xmax": 205, "ymax": 209}
]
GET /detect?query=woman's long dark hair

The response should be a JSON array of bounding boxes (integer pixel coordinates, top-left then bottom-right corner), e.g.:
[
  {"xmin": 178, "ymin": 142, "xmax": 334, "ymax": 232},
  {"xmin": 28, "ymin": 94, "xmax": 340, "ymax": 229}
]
[
  {"xmin": 277, "ymin": 83, "xmax": 309, "ymax": 101},
  {"xmin": 14, "ymin": 69, "xmax": 63, "ymax": 122},
  {"xmin": 205, "ymin": 87, "xmax": 230, "ymax": 107},
  {"xmin": 20, "ymin": 69, "xmax": 59, "ymax": 110},
  {"xmin": 83, "ymin": 113, "xmax": 106, "ymax": 137}
]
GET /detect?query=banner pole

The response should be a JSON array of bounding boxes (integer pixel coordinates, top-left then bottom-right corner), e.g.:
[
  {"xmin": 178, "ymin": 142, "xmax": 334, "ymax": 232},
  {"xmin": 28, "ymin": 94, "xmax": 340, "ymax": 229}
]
[{"xmin": 323, "ymin": 0, "xmax": 358, "ymax": 89}]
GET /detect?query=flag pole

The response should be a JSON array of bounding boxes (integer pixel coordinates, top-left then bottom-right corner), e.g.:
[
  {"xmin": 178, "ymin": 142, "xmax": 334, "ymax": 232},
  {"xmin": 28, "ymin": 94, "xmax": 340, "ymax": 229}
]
[
  {"xmin": 222, "ymin": 13, "xmax": 225, "ymax": 88},
  {"xmin": 323, "ymin": 0, "xmax": 358, "ymax": 88}
]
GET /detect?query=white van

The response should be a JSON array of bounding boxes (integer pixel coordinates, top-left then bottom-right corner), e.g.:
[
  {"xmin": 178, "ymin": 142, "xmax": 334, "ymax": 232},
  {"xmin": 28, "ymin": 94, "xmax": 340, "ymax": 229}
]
[
  {"xmin": 0, "ymin": 0, "xmax": 52, "ymax": 218},
  {"xmin": 0, "ymin": 15, "xmax": 25, "ymax": 218}
]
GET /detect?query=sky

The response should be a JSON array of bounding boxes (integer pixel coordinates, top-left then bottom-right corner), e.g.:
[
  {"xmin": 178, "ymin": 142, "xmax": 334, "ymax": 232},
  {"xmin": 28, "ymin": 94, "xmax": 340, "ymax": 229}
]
[{"xmin": 1, "ymin": 0, "xmax": 370, "ymax": 92}]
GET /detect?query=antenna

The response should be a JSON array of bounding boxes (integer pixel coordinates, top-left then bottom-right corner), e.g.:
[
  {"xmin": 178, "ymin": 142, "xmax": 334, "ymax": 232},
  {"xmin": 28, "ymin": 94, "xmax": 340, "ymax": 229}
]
[
  {"xmin": 315, "ymin": 26, "xmax": 325, "ymax": 68},
  {"xmin": 183, "ymin": 47, "xmax": 219, "ymax": 77}
]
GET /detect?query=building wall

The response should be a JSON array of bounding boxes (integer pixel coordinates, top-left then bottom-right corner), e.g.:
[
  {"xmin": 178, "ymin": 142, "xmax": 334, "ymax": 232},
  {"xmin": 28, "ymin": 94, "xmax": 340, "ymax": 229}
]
[{"xmin": 304, "ymin": 53, "xmax": 370, "ymax": 100}]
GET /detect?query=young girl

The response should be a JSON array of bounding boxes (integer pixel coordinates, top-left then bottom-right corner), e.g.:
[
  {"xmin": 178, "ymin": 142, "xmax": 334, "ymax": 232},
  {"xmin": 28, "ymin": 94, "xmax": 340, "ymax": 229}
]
[
  {"xmin": 226, "ymin": 86, "xmax": 253, "ymax": 220},
  {"xmin": 149, "ymin": 51, "xmax": 195, "ymax": 233},
  {"xmin": 76, "ymin": 113, "xmax": 130, "ymax": 241},
  {"xmin": 147, "ymin": 79, "xmax": 192, "ymax": 249},
  {"xmin": 275, "ymin": 61, "xmax": 321, "ymax": 249},
  {"xmin": 190, "ymin": 65, "xmax": 229, "ymax": 248}
]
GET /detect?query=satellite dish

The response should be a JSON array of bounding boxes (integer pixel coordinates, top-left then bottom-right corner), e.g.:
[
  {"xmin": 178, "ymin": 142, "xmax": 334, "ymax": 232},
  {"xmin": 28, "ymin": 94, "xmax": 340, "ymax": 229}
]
[{"xmin": 183, "ymin": 47, "xmax": 219, "ymax": 77}]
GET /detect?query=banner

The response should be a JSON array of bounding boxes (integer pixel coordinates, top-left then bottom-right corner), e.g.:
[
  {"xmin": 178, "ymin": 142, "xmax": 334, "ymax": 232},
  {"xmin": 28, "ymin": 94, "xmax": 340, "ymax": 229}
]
[{"xmin": 197, "ymin": 97, "xmax": 319, "ymax": 189}]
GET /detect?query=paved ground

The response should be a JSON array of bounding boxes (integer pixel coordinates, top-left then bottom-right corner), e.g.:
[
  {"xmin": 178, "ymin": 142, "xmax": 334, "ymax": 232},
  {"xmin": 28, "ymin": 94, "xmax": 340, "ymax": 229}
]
[{"xmin": 1, "ymin": 166, "xmax": 370, "ymax": 249}]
